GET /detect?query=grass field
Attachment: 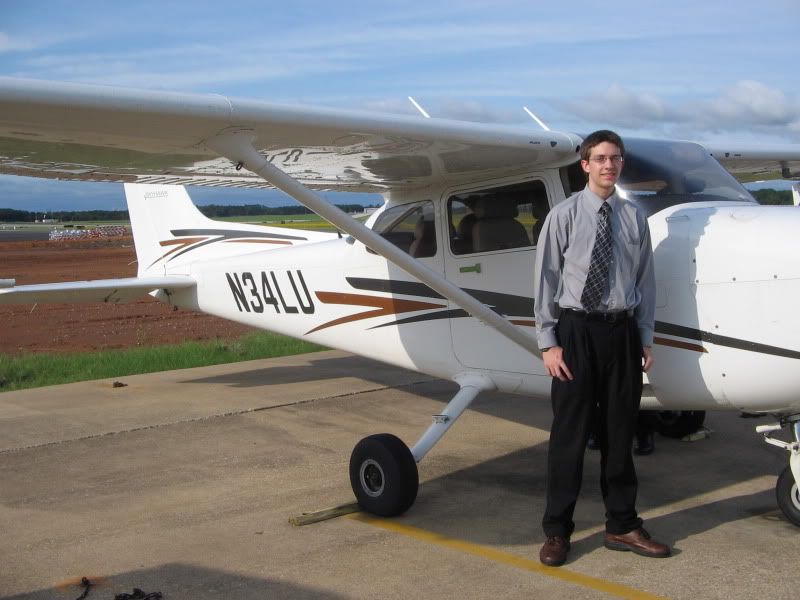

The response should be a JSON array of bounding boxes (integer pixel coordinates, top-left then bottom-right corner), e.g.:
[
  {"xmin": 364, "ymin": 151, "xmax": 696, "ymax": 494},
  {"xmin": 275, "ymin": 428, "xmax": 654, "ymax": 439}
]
[
  {"xmin": 216, "ymin": 213, "xmax": 370, "ymax": 231},
  {"xmin": 0, "ymin": 331, "xmax": 327, "ymax": 393}
]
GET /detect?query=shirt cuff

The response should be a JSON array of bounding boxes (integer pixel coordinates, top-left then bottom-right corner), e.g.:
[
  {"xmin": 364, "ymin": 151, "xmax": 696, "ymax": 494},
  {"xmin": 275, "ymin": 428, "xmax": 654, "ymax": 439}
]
[
  {"xmin": 537, "ymin": 328, "xmax": 559, "ymax": 350},
  {"xmin": 639, "ymin": 326, "xmax": 654, "ymax": 347}
]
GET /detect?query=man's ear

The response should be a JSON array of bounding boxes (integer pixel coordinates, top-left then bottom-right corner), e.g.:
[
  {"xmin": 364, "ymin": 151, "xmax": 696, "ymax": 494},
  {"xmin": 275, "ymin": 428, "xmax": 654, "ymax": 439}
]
[{"xmin": 580, "ymin": 160, "xmax": 590, "ymax": 174}]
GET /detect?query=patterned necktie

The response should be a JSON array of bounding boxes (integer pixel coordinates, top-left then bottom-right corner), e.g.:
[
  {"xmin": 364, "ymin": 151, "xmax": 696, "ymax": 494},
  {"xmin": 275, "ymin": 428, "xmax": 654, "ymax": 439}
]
[{"xmin": 581, "ymin": 202, "xmax": 612, "ymax": 311}]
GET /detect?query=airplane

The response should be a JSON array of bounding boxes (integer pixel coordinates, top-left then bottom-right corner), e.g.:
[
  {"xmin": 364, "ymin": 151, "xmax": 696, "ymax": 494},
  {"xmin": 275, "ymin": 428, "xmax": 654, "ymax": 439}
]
[{"xmin": 1, "ymin": 77, "xmax": 800, "ymax": 525}]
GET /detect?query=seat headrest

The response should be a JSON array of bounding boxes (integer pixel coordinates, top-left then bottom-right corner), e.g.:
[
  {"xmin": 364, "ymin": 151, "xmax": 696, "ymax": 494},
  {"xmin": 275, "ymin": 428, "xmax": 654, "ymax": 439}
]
[
  {"xmin": 684, "ymin": 176, "xmax": 706, "ymax": 194},
  {"xmin": 415, "ymin": 217, "xmax": 434, "ymax": 238},
  {"xmin": 457, "ymin": 213, "xmax": 477, "ymax": 237},
  {"xmin": 473, "ymin": 197, "xmax": 519, "ymax": 219}
]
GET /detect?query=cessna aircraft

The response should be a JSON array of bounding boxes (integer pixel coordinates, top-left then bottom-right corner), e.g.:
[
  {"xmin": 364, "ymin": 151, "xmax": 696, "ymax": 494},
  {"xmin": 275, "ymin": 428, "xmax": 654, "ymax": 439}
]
[{"xmin": 1, "ymin": 77, "xmax": 800, "ymax": 525}]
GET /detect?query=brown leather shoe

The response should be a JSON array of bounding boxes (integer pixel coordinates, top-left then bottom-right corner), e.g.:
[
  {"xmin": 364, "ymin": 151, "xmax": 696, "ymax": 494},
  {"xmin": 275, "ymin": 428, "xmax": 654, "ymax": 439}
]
[
  {"xmin": 539, "ymin": 536, "xmax": 571, "ymax": 566},
  {"xmin": 604, "ymin": 528, "xmax": 670, "ymax": 558}
]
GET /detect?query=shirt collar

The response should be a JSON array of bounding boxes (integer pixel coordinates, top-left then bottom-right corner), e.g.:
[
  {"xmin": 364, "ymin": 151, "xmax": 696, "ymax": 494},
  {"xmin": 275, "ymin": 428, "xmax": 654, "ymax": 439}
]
[{"xmin": 582, "ymin": 186, "xmax": 619, "ymax": 213}]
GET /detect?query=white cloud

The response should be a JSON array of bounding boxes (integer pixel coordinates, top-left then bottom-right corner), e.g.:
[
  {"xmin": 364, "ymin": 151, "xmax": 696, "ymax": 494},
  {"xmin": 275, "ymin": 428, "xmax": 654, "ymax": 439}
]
[
  {"xmin": 555, "ymin": 84, "xmax": 678, "ymax": 128},
  {"xmin": 552, "ymin": 81, "xmax": 800, "ymax": 141},
  {"xmin": 0, "ymin": 32, "xmax": 38, "ymax": 53},
  {"xmin": 0, "ymin": 31, "xmax": 88, "ymax": 54},
  {"xmin": 705, "ymin": 80, "xmax": 795, "ymax": 126}
]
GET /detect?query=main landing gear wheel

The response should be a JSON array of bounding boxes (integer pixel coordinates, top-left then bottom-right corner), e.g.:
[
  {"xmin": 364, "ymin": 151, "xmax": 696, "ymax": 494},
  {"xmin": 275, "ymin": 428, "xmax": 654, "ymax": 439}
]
[
  {"xmin": 653, "ymin": 410, "xmax": 706, "ymax": 439},
  {"xmin": 349, "ymin": 433, "xmax": 418, "ymax": 517},
  {"xmin": 776, "ymin": 466, "xmax": 800, "ymax": 527}
]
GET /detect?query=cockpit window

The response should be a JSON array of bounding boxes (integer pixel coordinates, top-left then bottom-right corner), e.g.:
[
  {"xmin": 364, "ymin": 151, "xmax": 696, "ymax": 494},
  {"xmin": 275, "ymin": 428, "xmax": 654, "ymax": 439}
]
[
  {"xmin": 560, "ymin": 138, "xmax": 756, "ymax": 217},
  {"xmin": 371, "ymin": 200, "xmax": 436, "ymax": 258}
]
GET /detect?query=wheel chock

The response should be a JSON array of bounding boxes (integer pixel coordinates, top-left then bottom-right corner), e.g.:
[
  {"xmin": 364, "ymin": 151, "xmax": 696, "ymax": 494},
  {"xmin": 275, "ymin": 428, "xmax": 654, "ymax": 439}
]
[{"xmin": 289, "ymin": 502, "xmax": 361, "ymax": 526}]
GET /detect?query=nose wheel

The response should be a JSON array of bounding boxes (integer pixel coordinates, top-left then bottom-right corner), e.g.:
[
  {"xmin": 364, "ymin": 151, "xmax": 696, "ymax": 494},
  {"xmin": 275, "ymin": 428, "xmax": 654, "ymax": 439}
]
[
  {"xmin": 757, "ymin": 418, "xmax": 800, "ymax": 527},
  {"xmin": 349, "ymin": 433, "xmax": 418, "ymax": 517},
  {"xmin": 776, "ymin": 466, "xmax": 800, "ymax": 527}
]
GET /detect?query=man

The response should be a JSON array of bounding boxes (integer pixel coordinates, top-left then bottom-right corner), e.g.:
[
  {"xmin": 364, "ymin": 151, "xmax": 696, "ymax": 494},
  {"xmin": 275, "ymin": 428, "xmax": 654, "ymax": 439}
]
[{"xmin": 533, "ymin": 130, "xmax": 669, "ymax": 567}]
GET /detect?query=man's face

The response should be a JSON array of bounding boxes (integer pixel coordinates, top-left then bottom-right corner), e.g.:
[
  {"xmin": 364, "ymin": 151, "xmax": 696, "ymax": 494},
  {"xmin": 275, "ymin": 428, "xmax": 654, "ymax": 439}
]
[{"xmin": 581, "ymin": 141, "xmax": 624, "ymax": 196}]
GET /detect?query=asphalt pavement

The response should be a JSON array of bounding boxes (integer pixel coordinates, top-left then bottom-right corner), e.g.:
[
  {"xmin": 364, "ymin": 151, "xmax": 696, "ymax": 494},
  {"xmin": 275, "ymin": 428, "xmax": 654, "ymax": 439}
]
[{"xmin": 0, "ymin": 350, "xmax": 796, "ymax": 599}]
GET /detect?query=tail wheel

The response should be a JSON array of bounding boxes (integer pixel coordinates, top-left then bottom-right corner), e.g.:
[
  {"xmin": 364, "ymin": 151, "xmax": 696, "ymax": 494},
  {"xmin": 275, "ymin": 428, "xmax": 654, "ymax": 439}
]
[
  {"xmin": 776, "ymin": 466, "xmax": 800, "ymax": 527},
  {"xmin": 652, "ymin": 410, "xmax": 706, "ymax": 439},
  {"xmin": 349, "ymin": 433, "xmax": 418, "ymax": 517}
]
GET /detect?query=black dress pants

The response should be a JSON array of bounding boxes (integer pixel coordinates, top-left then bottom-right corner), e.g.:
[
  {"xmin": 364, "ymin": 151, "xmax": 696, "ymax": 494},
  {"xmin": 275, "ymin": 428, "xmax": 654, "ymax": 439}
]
[{"xmin": 541, "ymin": 310, "xmax": 644, "ymax": 538}]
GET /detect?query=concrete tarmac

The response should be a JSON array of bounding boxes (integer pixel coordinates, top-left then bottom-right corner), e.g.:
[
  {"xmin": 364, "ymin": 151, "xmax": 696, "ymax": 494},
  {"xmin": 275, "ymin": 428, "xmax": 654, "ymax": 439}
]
[{"xmin": 0, "ymin": 350, "xmax": 796, "ymax": 599}]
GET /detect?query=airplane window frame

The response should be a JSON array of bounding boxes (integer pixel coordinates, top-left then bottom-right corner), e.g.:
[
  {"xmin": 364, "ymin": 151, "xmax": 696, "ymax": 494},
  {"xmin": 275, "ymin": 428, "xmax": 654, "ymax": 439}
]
[
  {"xmin": 369, "ymin": 200, "xmax": 437, "ymax": 258},
  {"xmin": 446, "ymin": 179, "xmax": 550, "ymax": 256}
]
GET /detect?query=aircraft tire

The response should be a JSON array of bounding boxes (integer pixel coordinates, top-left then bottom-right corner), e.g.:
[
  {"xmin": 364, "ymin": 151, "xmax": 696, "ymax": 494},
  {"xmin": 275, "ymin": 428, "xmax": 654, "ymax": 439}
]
[
  {"xmin": 349, "ymin": 433, "xmax": 419, "ymax": 517},
  {"xmin": 652, "ymin": 410, "xmax": 706, "ymax": 439},
  {"xmin": 776, "ymin": 466, "xmax": 800, "ymax": 527}
]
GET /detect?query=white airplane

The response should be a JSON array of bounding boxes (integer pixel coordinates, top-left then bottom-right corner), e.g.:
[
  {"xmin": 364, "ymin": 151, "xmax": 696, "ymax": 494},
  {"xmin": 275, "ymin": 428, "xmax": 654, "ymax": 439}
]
[{"xmin": 1, "ymin": 78, "xmax": 800, "ymax": 524}]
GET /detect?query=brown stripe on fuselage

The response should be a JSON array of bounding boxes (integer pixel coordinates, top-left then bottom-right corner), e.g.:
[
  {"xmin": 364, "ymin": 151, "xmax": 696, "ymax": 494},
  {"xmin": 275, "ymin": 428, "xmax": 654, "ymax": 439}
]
[
  {"xmin": 307, "ymin": 292, "xmax": 446, "ymax": 334},
  {"xmin": 653, "ymin": 336, "xmax": 707, "ymax": 353},
  {"xmin": 149, "ymin": 236, "xmax": 209, "ymax": 267},
  {"xmin": 509, "ymin": 319, "xmax": 536, "ymax": 327},
  {"xmin": 222, "ymin": 238, "xmax": 293, "ymax": 245}
]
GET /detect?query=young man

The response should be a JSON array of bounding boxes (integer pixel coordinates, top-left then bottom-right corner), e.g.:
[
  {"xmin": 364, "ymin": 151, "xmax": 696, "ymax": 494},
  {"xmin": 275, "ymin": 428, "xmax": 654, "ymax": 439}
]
[{"xmin": 533, "ymin": 130, "xmax": 669, "ymax": 567}]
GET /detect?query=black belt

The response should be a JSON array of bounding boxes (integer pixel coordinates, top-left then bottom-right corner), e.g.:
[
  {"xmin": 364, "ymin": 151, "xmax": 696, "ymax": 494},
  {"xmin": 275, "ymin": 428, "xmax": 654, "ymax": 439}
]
[{"xmin": 560, "ymin": 307, "xmax": 633, "ymax": 323}]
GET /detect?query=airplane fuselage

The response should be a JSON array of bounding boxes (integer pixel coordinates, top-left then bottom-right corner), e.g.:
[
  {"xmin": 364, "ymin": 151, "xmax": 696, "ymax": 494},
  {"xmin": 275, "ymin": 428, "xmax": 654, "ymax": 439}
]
[{"xmin": 158, "ymin": 141, "xmax": 800, "ymax": 415}]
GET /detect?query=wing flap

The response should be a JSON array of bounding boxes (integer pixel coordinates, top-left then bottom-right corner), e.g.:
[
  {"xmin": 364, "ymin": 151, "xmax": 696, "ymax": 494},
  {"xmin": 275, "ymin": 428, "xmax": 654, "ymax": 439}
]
[{"xmin": 0, "ymin": 276, "xmax": 196, "ymax": 305}]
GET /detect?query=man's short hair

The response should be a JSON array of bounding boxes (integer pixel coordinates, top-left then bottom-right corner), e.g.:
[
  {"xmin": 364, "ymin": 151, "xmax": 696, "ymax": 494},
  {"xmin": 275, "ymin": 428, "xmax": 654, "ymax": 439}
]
[{"xmin": 580, "ymin": 130, "xmax": 625, "ymax": 162}]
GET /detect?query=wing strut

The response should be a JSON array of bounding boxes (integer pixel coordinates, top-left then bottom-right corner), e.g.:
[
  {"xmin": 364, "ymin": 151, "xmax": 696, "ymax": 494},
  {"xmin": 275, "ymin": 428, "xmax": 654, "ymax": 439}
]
[{"xmin": 207, "ymin": 129, "xmax": 541, "ymax": 359}]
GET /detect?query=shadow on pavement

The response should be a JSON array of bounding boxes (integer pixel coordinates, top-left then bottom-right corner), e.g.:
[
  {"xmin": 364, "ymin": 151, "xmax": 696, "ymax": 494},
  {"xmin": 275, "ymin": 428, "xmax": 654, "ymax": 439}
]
[
  {"xmin": 180, "ymin": 354, "xmax": 433, "ymax": 390},
  {"xmin": 4, "ymin": 563, "xmax": 349, "ymax": 600}
]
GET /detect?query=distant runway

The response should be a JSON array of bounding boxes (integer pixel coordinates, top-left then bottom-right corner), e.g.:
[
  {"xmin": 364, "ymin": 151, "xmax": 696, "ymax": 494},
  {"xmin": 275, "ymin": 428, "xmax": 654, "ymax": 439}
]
[{"xmin": 0, "ymin": 229, "xmax": 51, "ymax": 242}]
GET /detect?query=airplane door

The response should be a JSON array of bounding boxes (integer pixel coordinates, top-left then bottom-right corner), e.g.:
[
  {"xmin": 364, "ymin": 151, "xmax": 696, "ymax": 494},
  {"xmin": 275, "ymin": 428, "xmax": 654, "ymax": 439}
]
[{"xmin": 444, "ymin": 177, "xmax": 554, "ymax": 375}]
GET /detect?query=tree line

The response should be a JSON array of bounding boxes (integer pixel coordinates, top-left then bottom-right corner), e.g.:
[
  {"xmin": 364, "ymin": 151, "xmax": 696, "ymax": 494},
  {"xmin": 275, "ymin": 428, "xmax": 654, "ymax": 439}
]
[{"xmin": 0, "ymin": 203, "xmax": 376, "ymax": 222}]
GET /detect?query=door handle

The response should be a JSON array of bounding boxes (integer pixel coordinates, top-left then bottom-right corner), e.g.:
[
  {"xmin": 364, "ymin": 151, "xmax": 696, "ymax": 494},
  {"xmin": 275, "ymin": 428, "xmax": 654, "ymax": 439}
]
[{"xmin": 459, "ymin": 263, "xmax": 482, "ymax": 274}]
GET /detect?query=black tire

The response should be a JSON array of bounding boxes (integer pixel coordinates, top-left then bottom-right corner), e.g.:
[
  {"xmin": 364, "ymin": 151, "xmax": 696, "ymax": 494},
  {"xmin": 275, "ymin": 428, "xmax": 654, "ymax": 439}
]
[
  {"xmin": 652, "ymin": 410, "xmax": 706, "ymax": 439},
  {"xmin": 349, "ymin": 433, "xmax": 419, "ymax": 517},
  {"xmin": 776, "ymin": 466, "xmax": 800, "ymax": 527}
]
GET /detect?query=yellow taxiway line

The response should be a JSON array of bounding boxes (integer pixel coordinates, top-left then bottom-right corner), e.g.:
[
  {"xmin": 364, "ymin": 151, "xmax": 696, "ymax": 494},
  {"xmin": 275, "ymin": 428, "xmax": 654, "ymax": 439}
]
[{"xmin": 351, "ymin": 513, "xmax": 668, "ymax": 600}]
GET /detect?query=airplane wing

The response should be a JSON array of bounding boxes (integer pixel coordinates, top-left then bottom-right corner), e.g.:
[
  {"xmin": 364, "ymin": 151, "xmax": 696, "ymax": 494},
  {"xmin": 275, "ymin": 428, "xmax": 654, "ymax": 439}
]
[
  {"xmin": 0, "ymin": 77, "xmax": 551, "ymax": 357},
  {"xmin": 0, "ymin": 276, "xmax": 195, "ymax": 304},
  {"xmin": 700, "ymin": 143, "xmax": 800, "ymax": 182},
  {"xmin": 0, "ymin": 77, "xmax": 581, "ymax": 193}
]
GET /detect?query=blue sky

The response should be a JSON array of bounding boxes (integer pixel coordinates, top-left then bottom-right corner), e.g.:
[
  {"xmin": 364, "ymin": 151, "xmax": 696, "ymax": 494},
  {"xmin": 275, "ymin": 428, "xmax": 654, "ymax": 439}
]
[{"xmin": 1, "ymin": 0, "xmax": 797, "ymax": 210}]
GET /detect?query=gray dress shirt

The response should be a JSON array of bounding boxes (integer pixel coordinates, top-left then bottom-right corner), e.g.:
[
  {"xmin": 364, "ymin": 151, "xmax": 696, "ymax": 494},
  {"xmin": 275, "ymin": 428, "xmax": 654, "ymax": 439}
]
[{"xmin": 533, "ymin": 186, "xmax": 655, "ymax": 349}]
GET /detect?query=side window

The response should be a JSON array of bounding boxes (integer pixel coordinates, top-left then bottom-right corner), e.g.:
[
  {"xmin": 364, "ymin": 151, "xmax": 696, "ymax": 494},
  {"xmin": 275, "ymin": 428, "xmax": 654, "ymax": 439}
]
[
  {"xmin": 371, "ymin": 201, "xmax": 436, "ymax": 258},
  {"xmin": 448, "ymin": 179, "xmax": 550, "ymax": 255}
]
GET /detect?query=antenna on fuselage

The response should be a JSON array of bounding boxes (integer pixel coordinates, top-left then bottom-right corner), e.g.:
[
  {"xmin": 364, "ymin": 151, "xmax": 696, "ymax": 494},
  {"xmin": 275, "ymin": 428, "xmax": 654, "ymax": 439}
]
[
  {"xmin": 408, "ymin": 96, "xmax": 431, "ymax": 118},
  {"xmin": 523, "ymin": 106, "xmax": 550, "ymax": 131}
]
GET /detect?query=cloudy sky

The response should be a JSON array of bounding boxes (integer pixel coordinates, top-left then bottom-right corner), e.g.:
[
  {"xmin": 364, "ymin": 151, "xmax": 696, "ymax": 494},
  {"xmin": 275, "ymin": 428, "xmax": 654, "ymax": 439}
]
[{"xmin": 0, "ymin": 0, "xmax": 797, "ymax": 210}]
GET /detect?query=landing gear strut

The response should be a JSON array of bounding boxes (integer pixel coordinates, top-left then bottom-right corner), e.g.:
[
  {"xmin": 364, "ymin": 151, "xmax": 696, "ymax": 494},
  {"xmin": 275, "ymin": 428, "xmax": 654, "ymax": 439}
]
[
  {"xmin": 348, "ymin": 374, "xmax": 494, "ymax": 517},
  {"xmin": 757, "ymin": 416, "xmax": 800, "ymax": 526}
]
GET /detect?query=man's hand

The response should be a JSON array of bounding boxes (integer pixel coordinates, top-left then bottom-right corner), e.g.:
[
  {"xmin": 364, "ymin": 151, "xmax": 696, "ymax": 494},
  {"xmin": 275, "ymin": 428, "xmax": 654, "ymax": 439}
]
[
  {"xmin": 642, "ymin": 346, "xmax": 654, "ymax": 372},
  {"xmin": 543, "ymin": 346, "xmax": 574, "ymax": 382}
]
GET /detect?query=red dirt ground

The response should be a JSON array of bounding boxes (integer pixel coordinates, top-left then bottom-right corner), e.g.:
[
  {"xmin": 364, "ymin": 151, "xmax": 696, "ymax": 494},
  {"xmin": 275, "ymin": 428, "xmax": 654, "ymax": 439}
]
[{"xmin": 0, "ymin": 237, "xmax": 257, "ymax": 356}]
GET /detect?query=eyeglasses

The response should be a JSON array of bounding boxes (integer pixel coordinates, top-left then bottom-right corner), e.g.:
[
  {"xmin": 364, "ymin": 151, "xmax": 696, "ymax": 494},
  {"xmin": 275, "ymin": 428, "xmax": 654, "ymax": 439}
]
[{"xmin": 589, "ymin": 155, "xmax": 624, "ymax": 165}]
